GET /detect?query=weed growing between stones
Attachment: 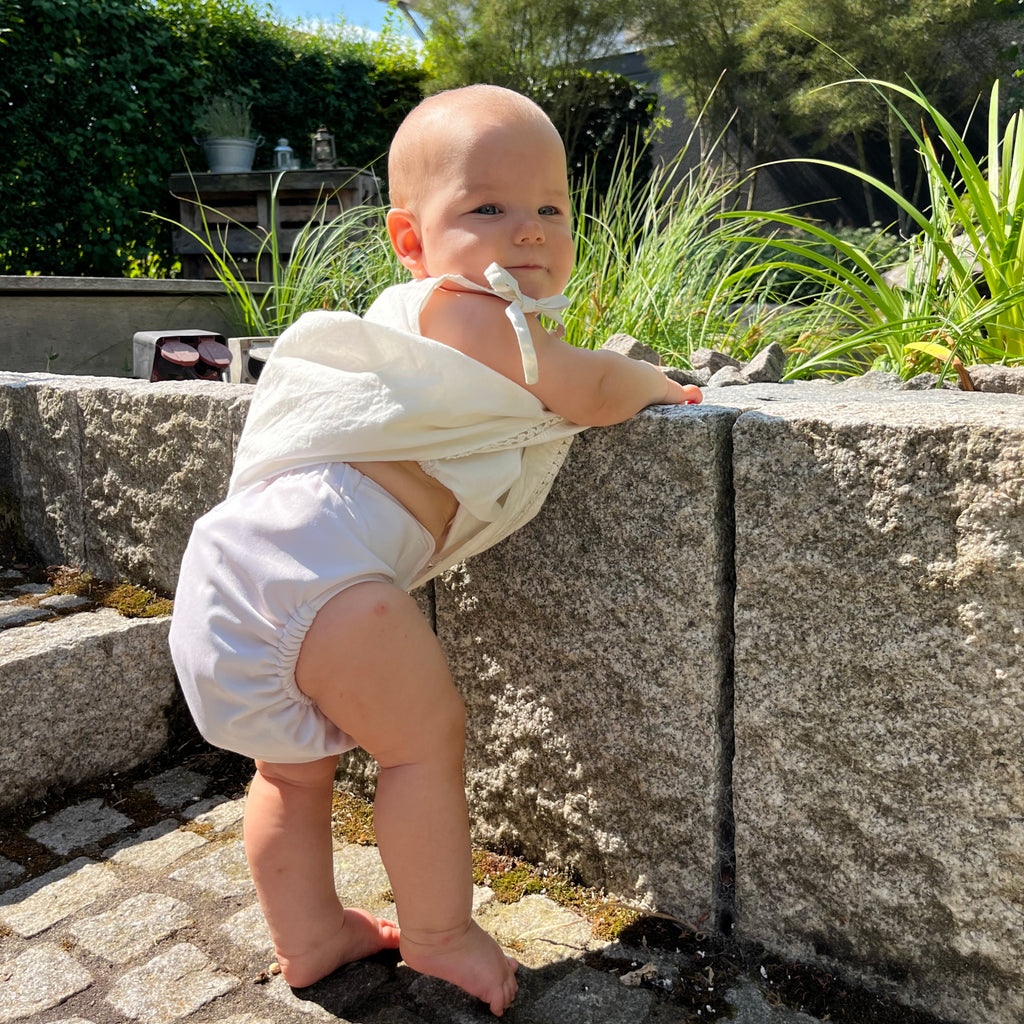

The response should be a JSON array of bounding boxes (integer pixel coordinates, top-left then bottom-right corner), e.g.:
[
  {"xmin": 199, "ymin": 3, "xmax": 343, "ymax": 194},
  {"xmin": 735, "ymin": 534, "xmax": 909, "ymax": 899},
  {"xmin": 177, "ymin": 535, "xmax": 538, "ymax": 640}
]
[
  {"xmin": 181, "ymin": 818, "xmax": 238, "ymax": 844},
  {"xmin": 471, "ymin": 849, "xmax": 641, "ymax": 940},
  {"xmin": 331, "ymin": 790, "xmax": 377, "ymax": 846},
  {"xmin": 44, "ymin": 565, "xmax": 173, "ymax": 617}
]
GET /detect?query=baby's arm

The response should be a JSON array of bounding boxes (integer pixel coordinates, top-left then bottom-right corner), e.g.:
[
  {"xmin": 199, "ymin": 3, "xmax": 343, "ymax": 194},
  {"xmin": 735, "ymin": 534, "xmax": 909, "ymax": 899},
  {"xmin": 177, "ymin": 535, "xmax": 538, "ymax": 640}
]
[{"xmin": 420, "ymin": 289, "xmax": 701, "ymax": 427}]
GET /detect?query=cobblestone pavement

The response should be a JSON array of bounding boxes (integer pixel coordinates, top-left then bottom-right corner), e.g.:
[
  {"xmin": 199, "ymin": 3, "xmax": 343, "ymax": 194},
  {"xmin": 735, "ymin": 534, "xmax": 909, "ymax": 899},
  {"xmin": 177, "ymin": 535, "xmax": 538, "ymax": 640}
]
[{"xmin": 0, "ymin": 748, "xmax": 945, "ymax": 1024}]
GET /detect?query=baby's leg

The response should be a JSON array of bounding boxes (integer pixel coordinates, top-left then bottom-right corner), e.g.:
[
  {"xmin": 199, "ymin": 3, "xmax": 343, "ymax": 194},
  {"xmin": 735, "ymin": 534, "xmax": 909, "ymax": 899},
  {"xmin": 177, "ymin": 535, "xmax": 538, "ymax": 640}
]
[
  {"xmin": 244, "ymin": 755, "xmax": 400, "ymax": 988},
  {"xmin": 296, "ymin": 581, "xmax": 518, "ymax": 1017}
]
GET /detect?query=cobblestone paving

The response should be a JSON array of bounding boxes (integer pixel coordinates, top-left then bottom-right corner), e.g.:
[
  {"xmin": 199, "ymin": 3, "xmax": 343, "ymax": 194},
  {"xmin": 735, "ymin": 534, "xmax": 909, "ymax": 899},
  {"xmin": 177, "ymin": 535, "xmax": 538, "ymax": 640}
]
[{"xmin": 0, "ymin": 754, "xmax": 947, "ymax": 1024}]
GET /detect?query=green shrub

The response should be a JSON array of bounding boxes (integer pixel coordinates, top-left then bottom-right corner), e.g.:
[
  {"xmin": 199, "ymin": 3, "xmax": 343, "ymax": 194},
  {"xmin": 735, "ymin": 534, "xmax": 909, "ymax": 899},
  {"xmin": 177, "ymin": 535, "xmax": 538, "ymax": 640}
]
[
  {"xmin": 0, "ymin": 0, "xmax": 193, "ymax": 276},
  {"xmin": 526, "ymin": 70, "xmax": 659, "ymax": 195}
]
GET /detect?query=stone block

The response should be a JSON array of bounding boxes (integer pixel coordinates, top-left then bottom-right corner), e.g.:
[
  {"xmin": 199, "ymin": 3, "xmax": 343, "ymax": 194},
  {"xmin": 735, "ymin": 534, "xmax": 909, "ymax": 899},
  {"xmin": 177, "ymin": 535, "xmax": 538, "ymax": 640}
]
[
  {"xmin": 730, "ymin": 388, "xmax": 1024, "ymax": 1024},
  {"xmin": 27, "ymin": 798, "xmax": 132, "ymax": 854},
  {"xmin": 0, "ymin": 375, "xmax": 251, "ymax": 591},
  {"xmin": 0, "ymin": 609, "xmax": 178, "ymax": 809},
  {"xmin": 531, "ymin": 966, "xmax": 653, "ymax": 1024},
  {"xmin": 691, "ymin": 347, "xmax": 741, "ymax": 373},
  {"xmin": 966, "ymin": 363, "xmax": 1024, "ymax": 394},
  {"xmin": 69, "ymin": 892, "xmax": 194, "ymax": 963},
  {"xmin": 707, "ymin": 366, "xmax": 749, "ymax": 388},
  {"xmin": 741, "ymin": 342, "xmax": 786, "ymax": 383},
  {"xmin": 0, "ymin": 858, "xmax": 118, "ymax": 937},
  {"xmin": 434, "ymin": 406, "xmax": 736, "ymax": 923},
  {"xmin": 0, "ymin": 944, "xmax": 93, "ymax": 1022},
  {"xmin": 75, "ymin": 378, "xmax": 249, "ymax": 592},
  {"xmin": 0, "ymin": 373, "xmax": 100, "ymax": 567},
  {"xmin": 105, "ymin": 943, "xmax": 239, "ymax": 1023}
]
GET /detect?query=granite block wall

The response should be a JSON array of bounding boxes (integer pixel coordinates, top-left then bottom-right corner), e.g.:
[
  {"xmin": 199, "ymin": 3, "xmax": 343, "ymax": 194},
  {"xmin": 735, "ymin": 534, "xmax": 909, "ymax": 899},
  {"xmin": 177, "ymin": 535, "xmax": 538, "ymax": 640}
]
[
  {"xmin": 1, "ymin": 374, "xmax": 1021, "ymax": 1023},
  {"xmin": 728, "ymin": 388, "xmax": 1024, "ymax": 1024}
]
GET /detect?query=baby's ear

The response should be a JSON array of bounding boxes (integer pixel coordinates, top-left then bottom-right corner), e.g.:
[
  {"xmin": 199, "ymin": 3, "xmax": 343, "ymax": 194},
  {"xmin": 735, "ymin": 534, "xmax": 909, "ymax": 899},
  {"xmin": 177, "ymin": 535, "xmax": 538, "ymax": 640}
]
[{"xmin": 386, "ymin": 208, "xmax": 427, "ymax": 277}]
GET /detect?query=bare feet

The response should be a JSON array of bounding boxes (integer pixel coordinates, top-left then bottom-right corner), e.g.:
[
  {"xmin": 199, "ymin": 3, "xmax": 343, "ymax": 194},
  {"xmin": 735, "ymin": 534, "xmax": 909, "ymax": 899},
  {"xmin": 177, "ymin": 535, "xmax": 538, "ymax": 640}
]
[
  {"xmin": 275, "ymin": 908, "xmax": 401, "ymax": 989},
  {"xmin": 400, "ymin": 920, "xmax": 519, "ymax": 1016}
]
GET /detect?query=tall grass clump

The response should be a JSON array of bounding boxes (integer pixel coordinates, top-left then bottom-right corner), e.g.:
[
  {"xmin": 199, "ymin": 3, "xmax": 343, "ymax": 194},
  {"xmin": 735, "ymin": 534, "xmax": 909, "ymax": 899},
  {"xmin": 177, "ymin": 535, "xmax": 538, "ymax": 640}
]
[
  {"xmin": 162, "ymin": 149, "xmax": 820, "ymax": 361},
  {"xmin": 564, "ymin": 135, "xmax": 829, "ymax": 367},
  {"xmin": 156, "ymin": 173, "xmax": 404, "ymax": 336},
  {"xmin": 724, "ymin": 78, "xmax": 1024, "ymax": 380}
]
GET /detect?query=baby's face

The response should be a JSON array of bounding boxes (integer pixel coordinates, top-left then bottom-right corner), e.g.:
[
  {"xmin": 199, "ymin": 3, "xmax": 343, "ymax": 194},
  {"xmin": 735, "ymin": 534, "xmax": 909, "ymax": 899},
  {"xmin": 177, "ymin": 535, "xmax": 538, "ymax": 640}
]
[{"xmin": 410, "ymin": 118, "xmax": 574, "ymax": 299}]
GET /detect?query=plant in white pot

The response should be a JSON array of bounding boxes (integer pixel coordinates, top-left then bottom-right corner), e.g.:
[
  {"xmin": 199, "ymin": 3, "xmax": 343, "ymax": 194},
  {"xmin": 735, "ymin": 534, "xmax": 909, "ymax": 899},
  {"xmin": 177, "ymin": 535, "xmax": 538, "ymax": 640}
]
[{"xmin": 195, "ymin": 95, "xmax": 264, "ymax": 173}]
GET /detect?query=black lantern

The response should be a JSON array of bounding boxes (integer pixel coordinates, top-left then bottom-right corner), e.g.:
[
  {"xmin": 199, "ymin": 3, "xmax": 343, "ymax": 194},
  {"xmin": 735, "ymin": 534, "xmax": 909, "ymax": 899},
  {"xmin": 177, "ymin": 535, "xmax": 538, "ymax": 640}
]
[{"xmin": 311, "ymin": 125, "xmax": 336, "ymax": 169}]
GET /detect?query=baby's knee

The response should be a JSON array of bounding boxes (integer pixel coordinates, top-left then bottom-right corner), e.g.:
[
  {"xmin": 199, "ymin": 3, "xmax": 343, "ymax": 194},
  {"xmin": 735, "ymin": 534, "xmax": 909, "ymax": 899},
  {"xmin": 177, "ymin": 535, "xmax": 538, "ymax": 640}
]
[
  {"xmin": 254, "ymin": 755, "xmax": 339, "ymax": 792},
  {"xmin": 377, "ymin": 681, "xmax": 466, "ymax": 770}
]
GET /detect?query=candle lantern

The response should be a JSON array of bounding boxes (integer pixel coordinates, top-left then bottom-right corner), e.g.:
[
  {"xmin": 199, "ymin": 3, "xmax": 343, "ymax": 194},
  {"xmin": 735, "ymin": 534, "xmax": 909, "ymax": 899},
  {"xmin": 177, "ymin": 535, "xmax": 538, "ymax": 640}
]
[
  {"xmin": 311, "ymin": 125, "xmax": 336, "ymax": 169},
  {"xmin": 273, "ymin": 137, "xmax": 296, "ymax": 170}
]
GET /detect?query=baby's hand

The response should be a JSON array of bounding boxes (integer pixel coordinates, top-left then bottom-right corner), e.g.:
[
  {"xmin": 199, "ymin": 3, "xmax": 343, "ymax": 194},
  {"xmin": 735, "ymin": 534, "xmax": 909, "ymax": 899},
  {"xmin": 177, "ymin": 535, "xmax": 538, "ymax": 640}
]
[{"xmin": 661, "ymin": 376, "xmax": 703, "ymax": 406}]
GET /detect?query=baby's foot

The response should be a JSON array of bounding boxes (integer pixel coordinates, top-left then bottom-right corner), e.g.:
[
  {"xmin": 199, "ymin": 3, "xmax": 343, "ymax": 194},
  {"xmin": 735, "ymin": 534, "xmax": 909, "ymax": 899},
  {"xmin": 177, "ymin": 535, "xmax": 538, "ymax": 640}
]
[
  {"xmin": 400, "ymin": 920, "xmax": 519, "ymax": 1016},
  {"xmin": 276, "ymin": 909, "xmax": 401, "ymax": 989}
]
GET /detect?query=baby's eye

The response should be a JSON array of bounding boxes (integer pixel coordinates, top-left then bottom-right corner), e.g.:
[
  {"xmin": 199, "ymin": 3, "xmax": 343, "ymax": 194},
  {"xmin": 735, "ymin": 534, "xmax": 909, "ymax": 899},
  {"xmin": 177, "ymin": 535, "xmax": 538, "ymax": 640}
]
[
  {"xmin": 539, "ymin": 205, "xmax": 561, "ymax": 216},
  {"xmin": 474, "ymin": 204, "xmax": 500, "ymax": 215}
]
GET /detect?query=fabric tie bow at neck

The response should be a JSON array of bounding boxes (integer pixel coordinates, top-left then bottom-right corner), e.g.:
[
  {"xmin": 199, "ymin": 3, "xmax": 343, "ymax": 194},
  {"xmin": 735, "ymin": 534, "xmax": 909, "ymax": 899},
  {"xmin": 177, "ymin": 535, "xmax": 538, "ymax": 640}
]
[{"xmin": 483, "ymin": 262, "xmax": 570, "ymax": 386}]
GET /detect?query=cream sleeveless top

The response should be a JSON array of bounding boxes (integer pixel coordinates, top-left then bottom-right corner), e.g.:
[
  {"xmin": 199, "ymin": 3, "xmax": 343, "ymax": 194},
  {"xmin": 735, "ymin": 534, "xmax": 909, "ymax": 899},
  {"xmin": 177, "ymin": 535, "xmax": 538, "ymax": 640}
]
[{"xmin": 228, "ymin": 265, "xmax": 585, "ymax": 589}]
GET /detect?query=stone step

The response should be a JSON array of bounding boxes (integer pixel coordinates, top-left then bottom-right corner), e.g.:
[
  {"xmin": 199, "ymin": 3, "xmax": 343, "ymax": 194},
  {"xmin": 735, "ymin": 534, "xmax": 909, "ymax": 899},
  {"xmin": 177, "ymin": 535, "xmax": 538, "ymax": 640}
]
[{"xmin": 0, "ymin": 608, "xmax": 177, "ymax": 810}]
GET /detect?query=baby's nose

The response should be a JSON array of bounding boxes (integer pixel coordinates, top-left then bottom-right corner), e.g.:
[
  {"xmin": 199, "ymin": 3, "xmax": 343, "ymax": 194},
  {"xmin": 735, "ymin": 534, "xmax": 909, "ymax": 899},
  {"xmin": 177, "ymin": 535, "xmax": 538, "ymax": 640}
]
[{"xmin": 515, "ymin": 217, "xmax": 545, "ymax": 243}]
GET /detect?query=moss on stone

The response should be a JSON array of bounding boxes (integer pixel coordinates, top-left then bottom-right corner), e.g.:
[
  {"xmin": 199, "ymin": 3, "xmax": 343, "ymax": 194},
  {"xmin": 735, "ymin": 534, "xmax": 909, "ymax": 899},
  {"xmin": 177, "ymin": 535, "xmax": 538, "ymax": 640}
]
[
  {"xmin": 471, "ymin": 849, "xmax": 641, "ymax": 940},
  {"xmin": 102, "ymin": 582, "xmax": 173, "ymax": 618},
  {"xmin": 328, "ymin": 795, "xmax": 644, "ymax": 941},
  {"xmin": 44, "ymin": 566, "xmax": 173, "ymax": 618},
  {"xmin": 331, "ymin": 790, "xmax": 376, "ymax": 846}
]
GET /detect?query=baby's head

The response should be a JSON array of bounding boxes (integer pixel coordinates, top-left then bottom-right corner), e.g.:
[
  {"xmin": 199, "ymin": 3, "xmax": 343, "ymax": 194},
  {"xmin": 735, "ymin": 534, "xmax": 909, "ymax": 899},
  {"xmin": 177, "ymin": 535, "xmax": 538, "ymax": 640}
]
[{"xmin": 385, "ymin": 84, "xmax": 574, "ymax": 299}]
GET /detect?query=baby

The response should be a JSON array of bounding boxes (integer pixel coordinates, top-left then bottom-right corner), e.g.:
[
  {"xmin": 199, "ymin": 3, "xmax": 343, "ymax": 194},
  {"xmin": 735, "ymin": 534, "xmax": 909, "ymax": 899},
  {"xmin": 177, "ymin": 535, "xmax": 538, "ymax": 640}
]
[{"xmin": 169, "ymin": 84, "xmax": 701, "ymax": 1018}]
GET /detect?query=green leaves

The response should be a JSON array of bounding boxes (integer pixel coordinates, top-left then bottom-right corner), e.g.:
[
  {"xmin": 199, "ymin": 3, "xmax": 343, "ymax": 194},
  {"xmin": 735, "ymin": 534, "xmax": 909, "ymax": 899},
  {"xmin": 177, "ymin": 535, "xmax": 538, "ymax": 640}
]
[
  {"xmin": 563, "ymin": 128, "xmax": 817, "ymax": 365},
  {"xmin": 725, "ymin": 77, "xmax": 1024, "ymax": 378}
]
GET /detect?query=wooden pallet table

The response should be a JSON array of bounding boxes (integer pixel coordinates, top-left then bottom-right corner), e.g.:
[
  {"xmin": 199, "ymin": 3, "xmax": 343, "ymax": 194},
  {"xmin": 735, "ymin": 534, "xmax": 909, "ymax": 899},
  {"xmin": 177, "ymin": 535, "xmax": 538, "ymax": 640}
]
[{"xmin": 168, "ymin": 168, "xmax": 380, "ymax": 280}]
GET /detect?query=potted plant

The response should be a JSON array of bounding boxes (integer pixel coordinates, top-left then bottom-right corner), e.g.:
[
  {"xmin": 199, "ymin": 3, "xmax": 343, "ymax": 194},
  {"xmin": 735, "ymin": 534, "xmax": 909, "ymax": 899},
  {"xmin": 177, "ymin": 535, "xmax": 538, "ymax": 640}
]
[{"xmin": 195, "ymin": 94, "xmax": 264, "ymax": 174}]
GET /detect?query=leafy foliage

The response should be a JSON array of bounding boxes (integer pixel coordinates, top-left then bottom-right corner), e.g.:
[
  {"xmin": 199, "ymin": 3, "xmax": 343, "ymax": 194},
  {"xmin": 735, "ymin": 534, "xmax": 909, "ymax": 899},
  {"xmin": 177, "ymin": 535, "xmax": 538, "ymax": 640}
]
[
  {"xmin": 416, "ymin": 0, "xmax": 657, "ymax": 192},
  {"xmin": 158, "ymin": 76, "xmax": 1024, "ymax": 385},
  {"xmin": 1, "ymin": 0, "xmax": 193, "ymax": 275},
  {"xmin": 742, "ymin": 0, "xmax": 1009, "ymax": 226},
  {"xmin": 725, "ymin": 79, "xmax": 1024, "ymax": 378},
  {"xmin": 527, "ymin": 70, "xmax": 658, "ymax": 195},
  {"xmin": 0, "ymin": 0, "xmax": 424, "ymax": 277},
  {"xmin": 562, "ymin": 127, "xmax": 826, "ymax": 364},
  {"xmin": 419, "ymin": 0, "xmax": 628, "ymax": 92},
  {"xmin": 631, "ymin": 0, "xmax": 1012, "ymax": 211}
]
